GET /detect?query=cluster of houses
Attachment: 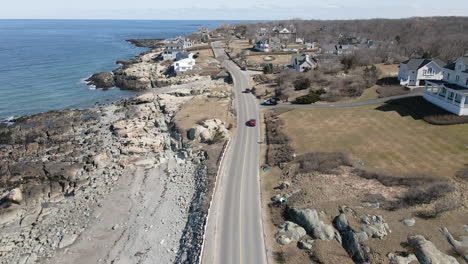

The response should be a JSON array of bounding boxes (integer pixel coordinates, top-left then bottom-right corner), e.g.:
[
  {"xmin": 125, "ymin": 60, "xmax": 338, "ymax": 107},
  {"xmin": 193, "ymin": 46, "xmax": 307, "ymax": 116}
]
[
  {"xmin": 398, "ymin": 56, "xmax": 468, "ymax": 116},
  {"xmin": 253, "ymin": 25, "xmax": 317, "ymax": 53},
  {"xmin": 162, "ymin": 37, "xmax": 196, "ymax": 72}
]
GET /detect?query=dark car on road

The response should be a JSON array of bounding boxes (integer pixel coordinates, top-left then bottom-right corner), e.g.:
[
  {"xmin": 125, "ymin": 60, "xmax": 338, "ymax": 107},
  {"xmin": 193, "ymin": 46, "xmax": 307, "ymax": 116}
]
[
  {"xmin": 261, "ymin": 98, "xmax": 279, "ymax": 106},
  {"xmin": 246, "ymin": 119, "xmax": 257, "ymax": 127},
  {"xmin": 243, "ymin": 88, "xmax": 251, "ymax": 93}
]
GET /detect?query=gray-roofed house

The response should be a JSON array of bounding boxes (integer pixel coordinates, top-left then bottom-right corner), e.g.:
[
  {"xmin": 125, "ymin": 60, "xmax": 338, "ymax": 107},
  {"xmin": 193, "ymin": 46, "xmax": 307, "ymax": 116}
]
[
  {"xmin": 291, "ymin": 53, "xmax": 318, "ymax": 72},
  {"xmin": 398, "ymin": 58, "xmax": 446, "ymax": 87},
  {"xmin": 424, "ymin": 56, "xmax": 468, "ymax": 116},
  {"xmin": 162, "ymin": 41, "xmax": 184, "ymax": 61}
]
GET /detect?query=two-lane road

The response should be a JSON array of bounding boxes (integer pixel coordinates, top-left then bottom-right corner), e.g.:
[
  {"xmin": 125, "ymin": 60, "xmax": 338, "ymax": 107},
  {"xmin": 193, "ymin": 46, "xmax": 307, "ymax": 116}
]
[{"xmin": 202, "ymin": 42, "xmax": 267, "ymax": 264}]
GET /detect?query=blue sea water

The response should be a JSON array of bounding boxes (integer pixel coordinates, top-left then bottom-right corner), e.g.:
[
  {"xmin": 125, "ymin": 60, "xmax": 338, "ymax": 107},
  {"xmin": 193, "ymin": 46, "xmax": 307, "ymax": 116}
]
[{"xmin": 0, "ymin": 20, "xmax": 244, "ymax": 120}]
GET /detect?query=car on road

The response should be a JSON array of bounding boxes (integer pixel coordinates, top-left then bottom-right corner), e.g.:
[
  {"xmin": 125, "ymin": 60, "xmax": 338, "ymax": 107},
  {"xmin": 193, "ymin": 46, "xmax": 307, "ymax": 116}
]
[
  {"xmin": 243, "ymin": 88, "xmax": 251, "ymax": 93},
  {"xmin": 262, "ymin": 98, "xmax": 279, "ymax": 106},
  {"xmin": 246, "ymin": 119, "xmax": 257, "ymax": 127},
  {"xmin": 240, "ymin": 66, "xmax": 247, "ymax": 71}
]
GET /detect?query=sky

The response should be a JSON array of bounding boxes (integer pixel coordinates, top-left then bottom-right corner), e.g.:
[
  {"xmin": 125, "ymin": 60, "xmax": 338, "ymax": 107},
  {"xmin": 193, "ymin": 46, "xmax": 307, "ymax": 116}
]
[{"xmin": 1, "ymin": 0, "xmax": 467, "ymax": 20}]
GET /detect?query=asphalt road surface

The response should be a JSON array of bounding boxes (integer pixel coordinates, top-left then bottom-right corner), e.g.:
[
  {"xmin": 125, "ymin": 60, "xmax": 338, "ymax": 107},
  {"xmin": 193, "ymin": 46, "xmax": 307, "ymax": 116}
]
[{"xmin": 202, "ymin": 42, "xmax": 267, "ymax": 264}]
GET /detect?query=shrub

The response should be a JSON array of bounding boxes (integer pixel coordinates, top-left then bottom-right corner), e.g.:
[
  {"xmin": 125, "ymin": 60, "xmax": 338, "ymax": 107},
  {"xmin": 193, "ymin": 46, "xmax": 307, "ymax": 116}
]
[
  {"xmin": 341, "ymin": 56, "xmax": 358, "ymax": 70},
  {"xmin": 293, "ymin": 93, "xmax": 320, "ymax": 104},
  {"xmin": 293, "ymin": 76, "xmax": 311, "ymax": 90},
  {"xmin": 263, "ymin": 63, "xmax": 274, "ymax": 74},
  {"xmin": 400, "ymin": 181, "xmax": 454, "ymax": 207},
  {"xmin": 416, "ymin": 200, "xmax": 461, "ymax": 219},
  {"xmin": 362, "ymin": 65, "xmax": 381, "ymax": 88},
  {"xmin": 354, "ymin": 169, "xmax": 454, "ymax": 210},
  {"xmin": 296, "ymin": 152, "xmax": 353, "ymax": 174}
]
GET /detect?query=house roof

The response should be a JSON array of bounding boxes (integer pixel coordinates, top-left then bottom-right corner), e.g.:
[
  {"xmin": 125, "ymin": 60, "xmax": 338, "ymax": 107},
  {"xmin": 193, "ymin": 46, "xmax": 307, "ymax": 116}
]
[
  {"xmin": 292, "ymin": 53, "xmax": 317, "ymax": 65},
  {"xmin": 165, "ymin": 42, "xmax": 184, "ymax": 49},
  {"xmin": 401, "ymin": 58, "xmax": 446, "ymax": 71}
]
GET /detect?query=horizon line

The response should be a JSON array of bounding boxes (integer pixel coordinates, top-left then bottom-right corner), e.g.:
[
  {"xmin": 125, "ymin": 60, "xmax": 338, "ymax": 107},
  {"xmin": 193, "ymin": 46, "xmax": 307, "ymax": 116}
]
[{"xmin": 0, "ymin": 16, "xmax": 467, "ymax": 21}]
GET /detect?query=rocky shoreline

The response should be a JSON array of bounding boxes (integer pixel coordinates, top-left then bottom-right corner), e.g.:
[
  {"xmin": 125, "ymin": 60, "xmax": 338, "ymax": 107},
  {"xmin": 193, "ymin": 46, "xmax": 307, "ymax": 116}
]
[
  {"xmin": 0, "ymin": 88, "xmax": 210, "ymax": 263},
  {"xmin": 0, "ymin": 77, "xmax": 230, "ymax": 264}
]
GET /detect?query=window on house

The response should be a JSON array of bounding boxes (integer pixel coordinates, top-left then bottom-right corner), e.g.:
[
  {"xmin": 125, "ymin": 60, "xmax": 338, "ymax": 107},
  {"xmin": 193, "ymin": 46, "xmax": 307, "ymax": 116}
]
[
  {"xmin": 448, "ymin": 91, "xmax": 454, "ymax": 100},
  {"xmin": 423, "ymin": 70, "xmax": 427, "ymax": 75},
  {"xmin": 447, "ymin": 73, "xmax": 450, "ymax": 80},
  {"xmin": 466, "ymin": 78, "xmax": 468, "ymax": 86},
  {"xmin": 456, "ymin": 75, "xmax": 460, "ymax": 82},
  {"xmin": 455, "ymin": 94, "xmax": 462, "ymax": 103},
  {"xmin": 439, "ymin": 87, "xmax": 447, "ymax": 97}
]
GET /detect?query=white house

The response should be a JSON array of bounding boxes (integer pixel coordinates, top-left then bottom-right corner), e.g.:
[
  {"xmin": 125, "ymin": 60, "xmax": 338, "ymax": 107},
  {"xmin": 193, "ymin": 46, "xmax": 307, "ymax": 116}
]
[
  {"xmin": 253, "ymin": 38, "xmax": 280, "ymax": 52},
  {"xmin": 398, "ymin": 58, "xmax": 445, "ymax": 87},
  {"xmin": 424, "ymin": 56, "xmax": 468, "ymax": 116},
  {"xmin": 172, "ymin": 53, "xmax": 195, "ymax": 72},
  {"xmin": 254, "ymin": 39, "xmax": 270, "ymax": 52},
  {"xmin": 291, "ymin": 53, "xmax": 318, "ymax": 72}
]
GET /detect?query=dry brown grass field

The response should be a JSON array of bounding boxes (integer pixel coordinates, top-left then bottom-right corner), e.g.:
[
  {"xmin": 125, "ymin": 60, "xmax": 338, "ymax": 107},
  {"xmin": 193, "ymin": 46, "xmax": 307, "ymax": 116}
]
[{"xmin": 279, "ymin": 105, "xmax": 468, "ymax": 177}]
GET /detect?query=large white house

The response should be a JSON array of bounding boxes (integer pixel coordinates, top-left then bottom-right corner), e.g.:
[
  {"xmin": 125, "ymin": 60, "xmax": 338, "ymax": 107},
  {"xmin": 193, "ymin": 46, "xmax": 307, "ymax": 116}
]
[
  {"xmin": 291, "ymin": 53, "xmax": 318, "ymax": 72},
  {"xmin": 424, "ymin": 56, "xmax": 468, "ymax": 116},
  {"xmin": 172, "ymin": 53, "xmax": 196, "ymax": 72},
  {"xmin": 398, "ymin": 58, "xmax": 445, "ymax": 87},
  {"xmin": 253, "ymin": 38, "xmax": 280, "ymax": 52}
]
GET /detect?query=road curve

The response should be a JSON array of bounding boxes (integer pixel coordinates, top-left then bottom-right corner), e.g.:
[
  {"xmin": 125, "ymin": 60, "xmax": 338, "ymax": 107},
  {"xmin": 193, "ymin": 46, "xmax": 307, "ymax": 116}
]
[{"xmin": 202, "ymin": 42, "xmax": 267, "ymax": 264}]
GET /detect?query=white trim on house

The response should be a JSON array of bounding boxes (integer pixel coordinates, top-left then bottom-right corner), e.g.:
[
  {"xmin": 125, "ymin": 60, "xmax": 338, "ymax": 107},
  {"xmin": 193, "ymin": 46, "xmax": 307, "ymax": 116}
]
[
  {"xmin": 398, "ymin": 59, "xmax": 445, "ymax": 87},
  {"xmin": 423, "ymin": 56, "xmax": 468, "ymax": 116},
  {"xmin": 424, "ymin": 82, "xmax": 468, "ymax": 116}
]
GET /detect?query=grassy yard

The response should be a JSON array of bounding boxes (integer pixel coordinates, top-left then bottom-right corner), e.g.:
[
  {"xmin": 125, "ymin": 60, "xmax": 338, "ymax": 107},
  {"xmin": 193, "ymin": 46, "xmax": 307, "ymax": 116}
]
[
  {"xmin": 279, "ymin": 105, "xmax": 468, "ymax": 177},
  {"xmin": 246, "ymin": 54, "xmax": 293, "ymax": 65}
]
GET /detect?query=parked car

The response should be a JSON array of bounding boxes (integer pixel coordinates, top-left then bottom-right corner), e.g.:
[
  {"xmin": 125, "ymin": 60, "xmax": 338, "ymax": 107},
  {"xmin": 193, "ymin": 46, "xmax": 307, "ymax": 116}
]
[
  {"xmin": 243, "ymin": 88, "xmax": 251, "ymax": 93},
  {"xmin": 261, "ymin": 98, "xmax": 278, "ymax": 106},
  {"xmin": 246, "ymin": 119, "xmax": 257, "ymax": 127},
  {"xmin": 240, "ymin": 66, "xmax": 247, "ymax": 71}
]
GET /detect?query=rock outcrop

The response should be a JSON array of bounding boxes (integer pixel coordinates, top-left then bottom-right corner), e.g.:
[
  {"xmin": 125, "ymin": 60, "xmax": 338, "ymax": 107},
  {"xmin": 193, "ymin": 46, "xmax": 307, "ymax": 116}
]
[
  {"xmin": 408, "ymin": 235, "xmax": 459, "ymax": 264},
  {"xmin": 275, "ymin": 221, "xmax": 307, "ymax": 245},
  {"xmin": 126, "ymin": 39, "xmax": 165, "ymax": 48},
  {"xmin": 288, "ymin": 208, "xmax": 340, "ymax": 241},
  {"xmin": 359, "ymin": 214, "xmax": 391, "ymax": 239},
  {"xmin": 440, "ymin": 227, "xmax": 468, "ymax": 262},
  {"xmin": 85, "ymin": 72, "xmax": 115, "ymax": 89},
  {"xmin": 333, "ymin": 213, "xmax": 369, "ymax": 264},
  {"xmin": 187, "ymin": 119, "xmax": 230, "ymax": 143}
]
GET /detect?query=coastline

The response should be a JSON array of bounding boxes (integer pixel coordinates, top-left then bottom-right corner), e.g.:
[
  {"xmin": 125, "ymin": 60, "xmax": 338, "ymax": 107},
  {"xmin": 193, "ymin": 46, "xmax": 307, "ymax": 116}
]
[{"xmin": 0, "ymin": 31, "xmax": 234, "ymax": 263}]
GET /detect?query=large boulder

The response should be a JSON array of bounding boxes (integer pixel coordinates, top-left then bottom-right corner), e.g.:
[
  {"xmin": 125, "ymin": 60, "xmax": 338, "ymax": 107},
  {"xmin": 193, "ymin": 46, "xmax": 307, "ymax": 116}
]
[
  {"xmin": 333, "ymin": 213, "xmax": 368, "ymax": 264},
  {"xmin": 189, "ymin": 119, "xmax": 230, "ymax": 143},
  {"xmin": 288, "ymin": 208, "xmax": 340, "ymax": 241},
  {"xmin": 440, "ymin": 227, "xmax": 468, "ymax": 262},
  {"xmin": 408, "ymin": 235, "xmax": 459, "ymax": 264},
  {"xmin": 275, "ymin": 221, "xmax": 307, "ymax": 245},
  {"xmin": 86, "ymin": 72, "xmax": 115, "ymax": 89}
]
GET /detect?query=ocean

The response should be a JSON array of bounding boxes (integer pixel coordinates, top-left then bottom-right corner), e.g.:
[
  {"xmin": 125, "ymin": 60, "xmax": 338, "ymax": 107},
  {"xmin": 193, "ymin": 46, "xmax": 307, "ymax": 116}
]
[{"xmin": 0, "ymin": 20, "xmax": 243, "ymax": 120}]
